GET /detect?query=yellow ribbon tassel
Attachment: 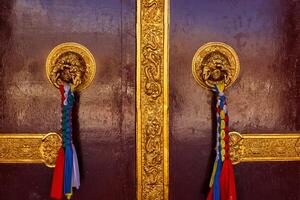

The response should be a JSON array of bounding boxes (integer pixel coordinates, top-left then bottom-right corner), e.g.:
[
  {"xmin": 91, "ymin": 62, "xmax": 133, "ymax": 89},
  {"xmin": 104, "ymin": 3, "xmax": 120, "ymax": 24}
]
[
  {"xmin": 66, "ymin": 193, "xmax": 72, "ymax": 200},
  {"xmin": 216, "ymin": 82, "xmax": 225, "ymax": 93},
  {"xmin": 209, "ymin": 160, "xmax": 218, "ymax": 187}
]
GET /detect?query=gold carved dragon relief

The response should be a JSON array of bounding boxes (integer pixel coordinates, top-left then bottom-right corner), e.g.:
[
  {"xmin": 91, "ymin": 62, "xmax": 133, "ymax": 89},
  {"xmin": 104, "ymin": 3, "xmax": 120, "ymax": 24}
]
[{"xmin": 137, "ymin": 0, "xmax": 169, "ymax": 199}]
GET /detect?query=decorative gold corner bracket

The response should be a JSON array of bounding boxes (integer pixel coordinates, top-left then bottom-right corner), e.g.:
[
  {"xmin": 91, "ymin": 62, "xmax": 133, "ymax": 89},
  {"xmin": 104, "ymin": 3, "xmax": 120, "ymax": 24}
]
[
  {"xmin": 137, "ymin": 0, "xmax": 169, "ymax": 199},
  {"xmin": 0, "ymin": 133, "xmax": 61, "ymax": 168},
  {"xmin": 229, "ymin": 132, "xmax": 300, "ymax": 165}
]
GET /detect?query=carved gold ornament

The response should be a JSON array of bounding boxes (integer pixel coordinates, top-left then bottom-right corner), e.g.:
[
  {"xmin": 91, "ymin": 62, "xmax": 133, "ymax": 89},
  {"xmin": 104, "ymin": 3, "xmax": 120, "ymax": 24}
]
[
  {"xmin": 229, "ymin": 132, "xmax": 300, "ymax": 165},
  {"xmin": 46, "ymin": 42, "xmax": 96, "ymax": 92},
  {"xmin": 192, "ymin": 42, "xmax": 240, "ymax": 90},
  {"xmin": 137, "ymin": 0, "xmax": 169, "ymax": 199},
  {"xmin": 0, "ymin": 132, "xmax": 61, "ymax": 167}
]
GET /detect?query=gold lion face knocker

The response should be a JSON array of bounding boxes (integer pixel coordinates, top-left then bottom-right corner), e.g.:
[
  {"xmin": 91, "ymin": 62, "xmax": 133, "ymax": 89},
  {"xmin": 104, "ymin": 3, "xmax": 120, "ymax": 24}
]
[
  {"xmin": 46, "ymin": 42, "xmax": 96, "ymax": 92},
  {"xmin": 192, "ymin": 42, "xmax": 240, "ymax": 200},
  {"xmin": 46, "ymin": 42, "xmax": 96, "ymax": 199},
  {"xmin": 192, "ymin": 42, "xmax": 239, "ymax": 90}
]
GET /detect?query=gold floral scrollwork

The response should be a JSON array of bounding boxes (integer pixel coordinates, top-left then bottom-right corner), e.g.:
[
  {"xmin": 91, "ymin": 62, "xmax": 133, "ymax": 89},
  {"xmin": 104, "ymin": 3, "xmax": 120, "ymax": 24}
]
[
  {"xmin": 229, "ymin": 132, "xmax": 300, "ymax": 165},
  {"xmin": 137, "ymin": 0, "xmax": 169, "ymax": 199},
  {"xmin": 0, "ymin": 132, "xmax": 61, "ymax": 168}
]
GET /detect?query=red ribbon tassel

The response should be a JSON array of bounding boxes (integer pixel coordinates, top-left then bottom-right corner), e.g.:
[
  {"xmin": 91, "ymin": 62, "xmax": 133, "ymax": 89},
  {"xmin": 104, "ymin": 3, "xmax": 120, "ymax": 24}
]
[
  {"xmin": 220, "ymin": 159, "xmax": 237, "ymax": 200},
  {"xmin": 206, "ymin": 188, "xmax": 213, "ymax": 200},
  {"xmin": 51, "ymin": 147, "xmax": 65, "ymax": 200},
  {"xmin": 59, "ymin": 85, "xmax": 65, "ymax": 105}
]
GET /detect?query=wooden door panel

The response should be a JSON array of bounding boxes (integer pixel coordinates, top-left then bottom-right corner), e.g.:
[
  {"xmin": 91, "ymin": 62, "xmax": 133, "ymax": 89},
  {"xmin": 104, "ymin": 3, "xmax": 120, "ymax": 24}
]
[
  {"xmin": 1, "ymin": 0, "xmax": 300, "ymax": 199},
  {"xmin": 0, "ymin": 0, "xmax": 136, "ymax": 199},
  {"xmin": 170, "ymin": 0, "xmax": 300, "ymax": 199}
]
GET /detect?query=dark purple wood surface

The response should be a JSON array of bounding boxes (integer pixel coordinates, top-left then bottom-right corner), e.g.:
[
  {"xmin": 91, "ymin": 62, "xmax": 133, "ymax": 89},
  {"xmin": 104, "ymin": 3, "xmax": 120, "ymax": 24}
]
[
  {"xmin": 1, "ymin": 0, "xmax": 300, "ymax": 199},
  {"xmin": 0, "ymin": 0, "xmax": 136, "ymax": 199},
  {"xmin": 170, "ymin": 0, "xmax": 300, "ymax": 199}
]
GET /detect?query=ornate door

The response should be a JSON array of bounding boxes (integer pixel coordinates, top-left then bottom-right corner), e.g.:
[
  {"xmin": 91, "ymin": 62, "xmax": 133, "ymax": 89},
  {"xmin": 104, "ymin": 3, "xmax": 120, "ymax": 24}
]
[
  {"xmin": 170, "ymin": 0, "xmax": 300, "ymax": 200},
  {"xmin": 0, "ymin": 0, "xmax": 136, "ymax": 199},
  {"xmin": 1, "ymin": 0, "xmax": 300, "ymax": 200}
]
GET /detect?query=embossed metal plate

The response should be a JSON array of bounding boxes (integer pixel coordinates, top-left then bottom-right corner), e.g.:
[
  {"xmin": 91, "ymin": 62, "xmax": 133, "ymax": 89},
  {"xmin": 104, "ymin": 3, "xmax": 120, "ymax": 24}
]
[
  {"xmin": 137, "ymin": 0, "xmax": 169, "ymax": 199},
  {"xmin": 0, "ymin": 132, "xmax": 61, "ymax": 167},
  {"xmin": 192, "ymin": 42, "xmax": 240, "ymax": 90},
  {"xmin": 46, "ymin": 42, "xmax": 96, "ymax": 92},
  {"xmin": 229, "ymin": 132, "xmax": 300, "ymax": 165}
]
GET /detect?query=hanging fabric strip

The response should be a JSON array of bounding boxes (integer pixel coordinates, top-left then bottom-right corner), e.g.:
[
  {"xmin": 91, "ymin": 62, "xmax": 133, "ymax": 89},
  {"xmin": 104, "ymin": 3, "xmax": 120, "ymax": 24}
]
[
  {"xmin": 50, "ymin": 147, "xmax": 65, "ymax": 199},
  {"xmin": 51, "ymin": 84, "xmax": 80, "ymax": 200},
  {"xmin": 63, "ymin": 85, "xmax": 73, "ymax": 198},
  {"xmin": 71, "ymin": 144, "xmax": 80, "ymax": 189},
  {"xmin": 206, "ymin": 83, "xmax": 237, "ymax": 200},
  {"xmin": 219, "ymin": 86, "xmax": 237, "ymax": 200}
]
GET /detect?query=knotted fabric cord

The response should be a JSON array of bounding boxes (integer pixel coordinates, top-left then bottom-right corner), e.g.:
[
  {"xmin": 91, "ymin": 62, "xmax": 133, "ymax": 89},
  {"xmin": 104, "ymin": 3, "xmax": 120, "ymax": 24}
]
[
  {"xmin": 51, "ymin": 84, "xmax": 80, "ymax": 200},
  {"xmin": 207, "ymin": 83, "xmax": 237, "ymax": 200}
]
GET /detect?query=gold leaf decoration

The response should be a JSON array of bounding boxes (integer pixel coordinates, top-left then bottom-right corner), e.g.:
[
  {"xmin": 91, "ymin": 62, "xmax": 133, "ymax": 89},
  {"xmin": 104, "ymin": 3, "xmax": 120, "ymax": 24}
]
[
  {"xmin": 0, "ymin": 133, "xmax": 61, "ymax": 168},
  {"xmin": 137, "ymin": 0, "xmax": 169, "ymax": 199},
  {"xmin": 229, "ymin": 132, "xmax": 300, "ymax": 164}
]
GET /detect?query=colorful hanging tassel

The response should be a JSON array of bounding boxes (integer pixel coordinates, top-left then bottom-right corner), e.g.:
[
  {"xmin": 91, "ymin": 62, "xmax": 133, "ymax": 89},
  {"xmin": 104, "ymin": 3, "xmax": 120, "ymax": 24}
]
[
  {"xmin": 207, "ymin": 83, "xmax": 237, "ymax": 200},
  {"xmin": 219, "ymin": 93, "xmax": 236, "ymax": 200},
  {"xmin": 51, "ymin": 84, "xmax": 80, "ymax": 200},
  {"xmin": 50, "ymin": 147, "xmax": 65, "ymax": 199}
]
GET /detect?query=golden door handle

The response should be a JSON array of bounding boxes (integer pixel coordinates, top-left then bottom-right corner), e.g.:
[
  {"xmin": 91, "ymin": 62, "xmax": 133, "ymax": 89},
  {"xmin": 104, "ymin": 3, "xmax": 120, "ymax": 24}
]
[
  {"xmin": 46, "ymin": 42, "xmax": 96, "ymax": 92},
  {"xmin": 192, "ymin": 42, "xmax": 240, "ymax": 90}
]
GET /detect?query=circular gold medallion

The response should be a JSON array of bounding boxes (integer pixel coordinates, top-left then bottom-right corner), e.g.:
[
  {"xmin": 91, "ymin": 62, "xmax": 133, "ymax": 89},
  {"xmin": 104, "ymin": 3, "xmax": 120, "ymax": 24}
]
[
  {"xmin": 46, "ymin": 42, "xmax": 96, "ymax": 92},
  {"xmin": 192, "ymin": 42, "xmax": 240, "ymax": 90}
]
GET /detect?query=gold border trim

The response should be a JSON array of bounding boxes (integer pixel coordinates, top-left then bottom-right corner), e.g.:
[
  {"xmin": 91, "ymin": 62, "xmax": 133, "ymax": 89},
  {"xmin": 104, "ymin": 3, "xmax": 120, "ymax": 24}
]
[
  {"xmin": 229, "ymin": 132, "xmax": 300, "ymax": 164},
  {"xmin": 163, "ymin": 0, "xmax": 170, "ymax": 198},
  {"xmin": 0, "ymin": 133, "xmax": 61, "ymax": 167},
  {"xmin": 137, "ymin": 0, "xmax": 169, "ymax": 199}
]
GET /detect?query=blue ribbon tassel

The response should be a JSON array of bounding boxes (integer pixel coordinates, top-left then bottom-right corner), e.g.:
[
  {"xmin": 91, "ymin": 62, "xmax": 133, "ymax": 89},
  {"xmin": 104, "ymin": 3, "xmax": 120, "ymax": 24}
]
[{"xmin": 62, "ymin": 85, "xmax": 74, "ymax": 198}]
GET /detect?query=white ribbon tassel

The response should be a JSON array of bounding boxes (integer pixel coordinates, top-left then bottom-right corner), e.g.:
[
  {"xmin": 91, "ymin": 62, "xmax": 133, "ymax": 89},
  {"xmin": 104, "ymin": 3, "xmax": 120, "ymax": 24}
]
[{"xmin": 71, "ymin": 144, "xmax": 80, "ymax": 189}]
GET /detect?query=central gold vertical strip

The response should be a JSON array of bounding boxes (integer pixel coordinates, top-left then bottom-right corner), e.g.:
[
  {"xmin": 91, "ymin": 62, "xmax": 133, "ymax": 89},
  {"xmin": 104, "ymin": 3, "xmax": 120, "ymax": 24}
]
[{"xmin": 137, "ymin": 0, "xmax": 169, "ymax": 199}]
